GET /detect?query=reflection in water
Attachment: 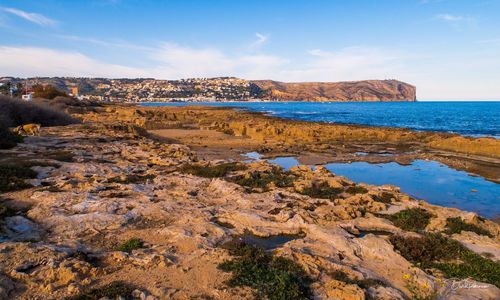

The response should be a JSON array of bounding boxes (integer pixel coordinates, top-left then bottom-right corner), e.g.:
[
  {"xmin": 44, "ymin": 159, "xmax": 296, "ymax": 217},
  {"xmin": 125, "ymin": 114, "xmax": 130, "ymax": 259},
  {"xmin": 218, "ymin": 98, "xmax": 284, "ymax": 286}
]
[
  {"xmin": 267, "ymin": 157, "xmax": 300, "ymax": 170},
  {"xmin": 325, "ymin": 160, "xmax": 500, "ymax": 219}
]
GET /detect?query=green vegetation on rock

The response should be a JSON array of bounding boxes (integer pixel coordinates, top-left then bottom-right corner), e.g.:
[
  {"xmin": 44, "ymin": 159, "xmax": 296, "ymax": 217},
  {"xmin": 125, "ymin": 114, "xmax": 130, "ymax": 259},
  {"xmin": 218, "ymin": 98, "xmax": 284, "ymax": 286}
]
[
  {"xmin": 372, "ymin": 192, "xmax": 394, "ymax": 203},
  {"xmin": 0, "ymin": 160, "xmax": 41, "ymax": 192},
  {"xmin": 179, "ymin": 162, "xmax": 246, "ymax": 178},
  {"xmin": 218, "ymin": 241, "xmax": 312, "ymax": 300},
  {"xmin": 345, "ymin": 185, "xmax": 368, "ymax": 195},
  {"xmin": 390, "ymin": 233, "xmax": 500, "ymax": 287},
  {"xmin": 117, "ymin": 238, "xmax": 145, "ymax": 253},
  {"xmin": 232, "ymin": 169, "xmax": 296, "ymax": 191},
  {"xmin": 298, "ymin": 181, "xmax": 343, "ymax": 200},
  {"xmin": 385, "ymin": 208, "xmax": 432, "ymax": 231},
  {"xmin": 67, "ymin": 281, "xmax": 137, "ymax": 300},
  {"xmin": 444, "ymin": 217, "xmax": 493, "ymax": 237}
]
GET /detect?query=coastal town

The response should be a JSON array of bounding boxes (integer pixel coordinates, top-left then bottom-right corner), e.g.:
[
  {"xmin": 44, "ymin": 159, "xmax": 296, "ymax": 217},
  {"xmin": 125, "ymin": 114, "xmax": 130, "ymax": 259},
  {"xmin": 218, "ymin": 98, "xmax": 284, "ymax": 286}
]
[{"xmin": 0, "ymin": 77, "xmax": 258, "ymax": 102}]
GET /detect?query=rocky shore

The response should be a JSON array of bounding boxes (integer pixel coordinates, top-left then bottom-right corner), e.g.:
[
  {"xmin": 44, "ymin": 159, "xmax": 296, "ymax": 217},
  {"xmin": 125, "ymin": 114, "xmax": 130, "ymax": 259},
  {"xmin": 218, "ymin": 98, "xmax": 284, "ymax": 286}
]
[{"xmin": 1, "ymin": 104, "xmax": 499, "ymax": 299}]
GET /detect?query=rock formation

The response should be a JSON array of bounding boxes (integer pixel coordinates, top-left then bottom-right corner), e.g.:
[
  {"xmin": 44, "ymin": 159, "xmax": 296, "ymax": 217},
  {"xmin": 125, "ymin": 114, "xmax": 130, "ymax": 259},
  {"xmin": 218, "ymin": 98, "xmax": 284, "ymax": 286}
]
[{"xmin": 250, "ymin": 79, "xmax": 416, "ymax": 101}]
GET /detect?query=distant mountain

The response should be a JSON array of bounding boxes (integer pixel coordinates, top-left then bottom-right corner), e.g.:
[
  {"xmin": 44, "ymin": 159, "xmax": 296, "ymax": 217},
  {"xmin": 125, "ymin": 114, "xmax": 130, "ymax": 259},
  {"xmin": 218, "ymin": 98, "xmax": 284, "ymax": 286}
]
[
  {"xmin": 250, "ymin": 79, "xmax": 416, "ymax": 102},
  {"xmin": 0, "ymin": 77, "xmax": 416, "ymax": 102}
]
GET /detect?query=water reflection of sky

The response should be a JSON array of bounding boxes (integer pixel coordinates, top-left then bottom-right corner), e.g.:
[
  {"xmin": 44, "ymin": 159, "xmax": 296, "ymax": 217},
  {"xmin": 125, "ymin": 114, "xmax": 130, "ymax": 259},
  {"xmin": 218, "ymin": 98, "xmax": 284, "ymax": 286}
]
[
  {"xmin": 325, "ymin": 160, "xmax": 500, "ymax": 219},
  {"xmin": 242, "ymin": 153, "xmax": 499, "ymax": 218}
]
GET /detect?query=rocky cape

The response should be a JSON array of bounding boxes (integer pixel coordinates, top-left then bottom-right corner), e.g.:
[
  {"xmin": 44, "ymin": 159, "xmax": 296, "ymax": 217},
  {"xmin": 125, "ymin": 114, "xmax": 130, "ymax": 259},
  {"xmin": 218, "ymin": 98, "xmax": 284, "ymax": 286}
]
[{"xmin": 250, "ymin": 79, "xmax": 416, "ymax": 102}]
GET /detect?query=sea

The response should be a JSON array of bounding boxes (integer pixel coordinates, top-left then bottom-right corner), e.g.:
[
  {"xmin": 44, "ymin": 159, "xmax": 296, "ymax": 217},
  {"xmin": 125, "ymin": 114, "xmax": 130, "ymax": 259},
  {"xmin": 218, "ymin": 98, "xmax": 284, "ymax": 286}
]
[
  {"xmin": 142, "ymin": 101, "xmax": 500, "ymax": 218},
  {"xmin": 142, "ymin": 101, "xmax": 500, "ymax": 138}
]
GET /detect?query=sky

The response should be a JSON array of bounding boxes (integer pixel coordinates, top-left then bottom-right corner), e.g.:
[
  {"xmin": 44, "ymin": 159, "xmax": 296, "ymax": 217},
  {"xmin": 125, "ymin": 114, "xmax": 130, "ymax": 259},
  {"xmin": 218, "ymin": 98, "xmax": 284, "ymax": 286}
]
[{"xmin": 1, "ymin": 0, "xmax": 500, "ymax": 100}]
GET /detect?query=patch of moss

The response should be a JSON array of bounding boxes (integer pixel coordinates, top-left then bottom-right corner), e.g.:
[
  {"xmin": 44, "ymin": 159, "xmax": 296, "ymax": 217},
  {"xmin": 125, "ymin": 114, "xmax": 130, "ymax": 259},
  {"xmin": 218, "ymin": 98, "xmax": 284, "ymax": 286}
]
[
  {"xmin": 345, "ymin": 185, "xmax": 368, "ymax": 195},
  {"xmin": 179, "ymin": 162, "xmax": 246, "ymax": 178},
  {"xmin": 108, "ymin": 174, "xmax": 155, "ymax": 184},
  {"xmin": 218, "ymin": 241, "xmax": 312, "ymax": 300},
  {"xmin": 390, "ymin": 233, "xmax": 500, "ymax": 288},
  {"xmin": 232, "ymin": 169, "xmax": 296, "ymax": 191},
  {"xmin": 43, "ymin": 150, "xmax": 75, "ymax": 162},
  {"xmin": 67, "ymin": 281, "xmax": 137, "ymax": 300},
  {"xmin": 372, "ymin": 192, "xmax": 394, "ymax": 204},
  {"xmin": 0, "ymin": 160, "xmax": 40, "ymax": 192},
  {"xmin": 117, "ymin": 238, "xmax": 145, "ymax": 253},
  {"xmin": 444, "ymin": 217, "xmax": 493, "ymax": 237},
  {"xmin": 329, "ymin": 270, "xmax": 385, "ymax": 290},
  {"xmin": 298, "ymin": 181, "xmax": 343, "ymax": 200},
  {"xmin": 385, "ymin": 208, "xmax": 433, "ymax": 232}
]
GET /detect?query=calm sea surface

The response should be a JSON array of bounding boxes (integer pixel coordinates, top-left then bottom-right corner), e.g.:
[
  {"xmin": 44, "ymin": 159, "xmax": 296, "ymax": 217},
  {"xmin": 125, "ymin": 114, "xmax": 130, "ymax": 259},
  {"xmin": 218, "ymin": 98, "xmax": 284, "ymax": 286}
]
[{"xmin": 142, "ymin": 101, "xmax": 500, "ymax": 137}]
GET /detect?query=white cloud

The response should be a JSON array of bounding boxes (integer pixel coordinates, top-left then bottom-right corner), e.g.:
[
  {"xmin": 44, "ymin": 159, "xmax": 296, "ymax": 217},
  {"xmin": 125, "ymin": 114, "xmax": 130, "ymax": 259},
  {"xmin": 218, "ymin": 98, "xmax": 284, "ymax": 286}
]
[
  {"xmin": 251, "ymin": 32, "xmax": 269, "ymax": 48},
  {"xmin": 435, "ymin": 13, "xmax": 464, "ymax": 22},
  {"xmin": 1, "ymin": 7, "xmax": 56, "ymax": 26},
  {"xmin": 0, "ymin": 46, "xmax": 145, "ymax": 78}
]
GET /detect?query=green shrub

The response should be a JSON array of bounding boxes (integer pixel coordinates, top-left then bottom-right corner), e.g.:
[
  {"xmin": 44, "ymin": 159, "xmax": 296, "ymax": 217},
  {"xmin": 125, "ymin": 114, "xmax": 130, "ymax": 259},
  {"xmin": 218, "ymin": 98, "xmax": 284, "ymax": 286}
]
[
  {"xmin": 372, "ymin": 192, "xmax": 394, "ymax": 203},
  {"xmin": 0, "ymin": 160, "xmax": 40, "ymax": 192},
  {"xmin": 232, "ymin": 169, "xmax": 296, "ymax": 191},
  {"xmin": 218, "ymin": 241, "xmax": 312, "ymax": 299},
  {"xmin": 179, "ymin": 162, "xmax": 246, "ymax": 178},
  {"xmin": 329, "ymin": 270, "xmax": 385, "ymax": 290},
  {"xmin": 298, "ymin": 181, "xmax": 343, "ymax": 200},
  {"xmin": 0, "ymin": 95, "xmax": 78, "ymax": 149},
  {"xmin": 444, "ymin": 217, "xmax": 493, "ymax": 237},
  {"xmin": 67, "ymin": 281, "xmax": 137, "ymax": 300},
  {"xmin": 108, "ymin": 174, "xmax": 155, "ymax": 184},
  {"xmin": 385, "ymin": 208, "xmax": 432, "ymax": 231},
  {"xmin": 345, "ymin": 185, "xmax": 368, "ymax": 195},
  {"xmin": 390, "ymin": 233, "xmax": 500, "ymax": 287},
  {"xmin": 117, "ymin": 238, "xmax": 145, "ymax": 253}
]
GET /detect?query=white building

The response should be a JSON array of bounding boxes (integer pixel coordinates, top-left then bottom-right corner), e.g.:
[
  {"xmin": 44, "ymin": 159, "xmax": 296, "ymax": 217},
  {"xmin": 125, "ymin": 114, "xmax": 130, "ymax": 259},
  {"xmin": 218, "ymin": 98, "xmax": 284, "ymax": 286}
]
[{"xmin": 22, "ymin": 93, "xmax": 33, "ymax": 101}]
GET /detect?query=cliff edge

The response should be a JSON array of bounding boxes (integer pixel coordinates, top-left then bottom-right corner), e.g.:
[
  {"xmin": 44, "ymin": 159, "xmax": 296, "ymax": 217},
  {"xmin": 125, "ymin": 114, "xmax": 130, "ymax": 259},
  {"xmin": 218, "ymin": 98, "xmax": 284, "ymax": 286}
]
[{"xmin": 250, "ymin": 79, "xmax": 417, "ymax": 101}]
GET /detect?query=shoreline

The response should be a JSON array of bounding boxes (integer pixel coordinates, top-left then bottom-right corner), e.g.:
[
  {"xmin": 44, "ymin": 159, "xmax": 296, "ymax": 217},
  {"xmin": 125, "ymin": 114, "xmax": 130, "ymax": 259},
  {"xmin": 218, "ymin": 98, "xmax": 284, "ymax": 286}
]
[{"xmin": 140, "ymin": 101, "xmax": 500, "ymax": 139}]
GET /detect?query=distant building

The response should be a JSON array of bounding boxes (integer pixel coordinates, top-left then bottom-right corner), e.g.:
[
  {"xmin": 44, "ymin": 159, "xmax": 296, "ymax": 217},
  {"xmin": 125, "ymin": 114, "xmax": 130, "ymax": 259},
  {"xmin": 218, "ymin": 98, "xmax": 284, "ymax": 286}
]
[
  {"xmin": 22, "ymin": 93, "xmax": 33, "ymax": 101},
  {"xmin": 70, "ymin": 87, "xmax": 79, "ymax": 97}
]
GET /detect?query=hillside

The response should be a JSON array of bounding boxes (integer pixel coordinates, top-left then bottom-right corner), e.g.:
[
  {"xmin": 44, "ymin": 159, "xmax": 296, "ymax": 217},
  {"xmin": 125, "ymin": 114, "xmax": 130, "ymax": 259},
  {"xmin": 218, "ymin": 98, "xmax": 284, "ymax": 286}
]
[{"xmin": 250, "ymin": 79, "xmax": 417, "ymax": 102}]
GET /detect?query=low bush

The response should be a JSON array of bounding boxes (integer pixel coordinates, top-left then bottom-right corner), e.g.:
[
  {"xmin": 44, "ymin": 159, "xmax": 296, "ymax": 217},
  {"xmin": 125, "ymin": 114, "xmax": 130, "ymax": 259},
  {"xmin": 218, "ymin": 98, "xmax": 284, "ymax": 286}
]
[
  {"xmin": 329, "ymin": 270, "xmax": 385, "ymax": 290},
  {"xmin": 444, "ymin": 217, "xmax": 493, "ymax": 237},
  {"xmin": 0, "ymin": 160, "xmax": 41, "ymax": 192},
  {"xmin": 372, "ymin": 192, "xmax": 394, "ymax": 203},
  {"xmin": 218, "ymin": 240, "xmax": 312, "ymax": 299},
  {"xmin": 384, "ymin": 208, "xmax": 432, "ymax": 231},
  {"xmin": 390, "ymin": 233, "xmax": 500, "ymax": 287},
  {"xmin": 345, "ymin": 185, "xmax": 368, "ymax": 195},
  {"xmin": 232, "ymin": 169, "xmax": 296, "ymax": 191},
  {"xmin": 67, "ymin": 281, "xmax": 137, "ymax": 300},
  {"xmin": 298, "ymin": 181, "xmax": 343, "ymax": 200},
  {"xmin": 179, "ymin": 162, "xmax": 246, "ymax": 178},
  {"xmin": 117, "ymin": 238, "xmax": 145, "ymax": 253},
  {"xmin": 0, "ymin": 95, "xmax": 78, "ymax": 149}
]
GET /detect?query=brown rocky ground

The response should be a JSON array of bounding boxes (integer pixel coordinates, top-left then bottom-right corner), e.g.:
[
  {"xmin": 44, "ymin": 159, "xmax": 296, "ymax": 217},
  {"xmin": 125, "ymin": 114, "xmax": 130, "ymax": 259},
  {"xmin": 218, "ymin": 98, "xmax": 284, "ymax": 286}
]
[
  {"xmin": 82, "ymin": 105, "xmax": 500, "ymax": 182},
  {"xmin": 0, "ymin": 106, "xmax": 499, "ymax": 299}
]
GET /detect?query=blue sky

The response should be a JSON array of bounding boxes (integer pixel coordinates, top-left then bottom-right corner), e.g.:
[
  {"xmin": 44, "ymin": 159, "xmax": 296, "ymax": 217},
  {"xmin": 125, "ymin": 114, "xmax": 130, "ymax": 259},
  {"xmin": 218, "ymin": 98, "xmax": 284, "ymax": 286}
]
[{"xmin": 1, "ymin": 0, "xmax": 500, "ymax": 100}]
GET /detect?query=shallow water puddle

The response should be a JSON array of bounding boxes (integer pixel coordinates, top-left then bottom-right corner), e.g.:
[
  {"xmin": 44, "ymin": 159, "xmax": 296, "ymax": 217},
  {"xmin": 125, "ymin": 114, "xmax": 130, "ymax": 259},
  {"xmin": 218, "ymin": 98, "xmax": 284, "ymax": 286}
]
[
  {"xmin": 240, "ymin": 232, "xmax": 304, "ymax": 250},
  {"xmin": 325, "ymin": 160, "xmax": 500, "ymax": 219},
  {"xmin": 241, "ymin": 152, "xmax": 299, "ymax": 170},
  {"xmin": 267, "ymin": 157, "xmax": 300, "ymax": 170}
]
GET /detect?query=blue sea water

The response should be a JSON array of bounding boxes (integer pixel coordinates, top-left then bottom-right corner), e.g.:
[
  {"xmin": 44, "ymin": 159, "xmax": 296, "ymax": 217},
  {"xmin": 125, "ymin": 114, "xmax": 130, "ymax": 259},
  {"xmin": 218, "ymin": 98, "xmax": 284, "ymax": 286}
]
[{"xmin": 142, "ymin": 101, "xmax": 500, "ymax": 137}]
